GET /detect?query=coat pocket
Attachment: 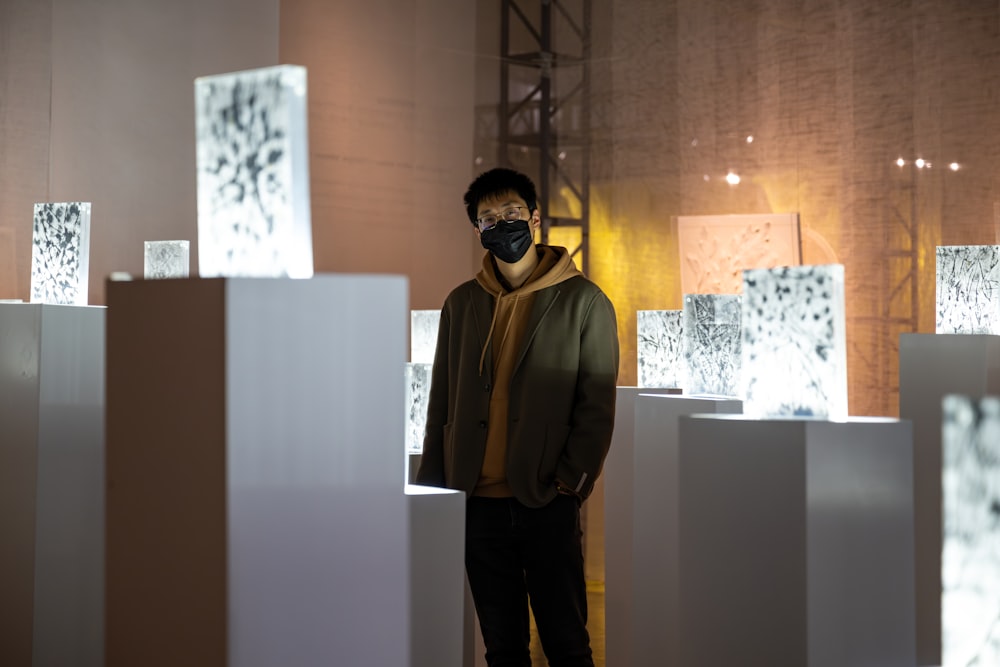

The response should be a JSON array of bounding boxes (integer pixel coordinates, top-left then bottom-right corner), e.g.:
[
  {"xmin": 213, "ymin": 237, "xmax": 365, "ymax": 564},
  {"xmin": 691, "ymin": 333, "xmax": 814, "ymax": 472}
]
[{"xmin": 537, "ymin": 423, "xmax": 571, "ymax": 483}]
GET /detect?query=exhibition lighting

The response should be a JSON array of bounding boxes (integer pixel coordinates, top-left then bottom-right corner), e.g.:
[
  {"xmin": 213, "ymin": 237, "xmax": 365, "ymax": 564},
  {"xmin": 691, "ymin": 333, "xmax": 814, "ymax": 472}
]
[
  {"xmin": 950, "ymin": 162, "xmax": 960, "ymax": 171},
  {"xmin": 726, "ymin": 172, "xmax": 741, "ymax": 186},
  {"xmin": 914, "ymin": 158, "xmax": 926, "ymax": 168},
  {"xmin": 896, "ymin": 157, "xmax": 906, "ymax": 167}
]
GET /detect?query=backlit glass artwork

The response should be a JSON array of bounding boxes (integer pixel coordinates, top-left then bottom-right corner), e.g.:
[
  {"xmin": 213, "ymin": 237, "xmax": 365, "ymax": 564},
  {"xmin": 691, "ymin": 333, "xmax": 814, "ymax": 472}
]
[
  {"xmin": 682, "ymin": 294, "xmax": 742, "ymax": 397},
  {"xmin": 936, "ymin": 245, "xmax": 1000, "ymax": 334},
  {"xmin": 637, "ymin": 310, "xmax": 684, "ymax": 388},
  {"xmin": 144, "ymin": 240, "xmax": 190, "ymax": 279},
  {"xmin": 411, "ymin": 310, "xmax": 441, "ymax": 364},
  {"xmin": 740, "ymin": 265, "xmax": 847, "ymax": 419},
  {"xmin": 405, "ymin": 363, "xmax": 432, "ymax": 454},
  {"xmin": 942, "ymin": 394, "xmax": 1000, "ymax": 667},
  {"xmin": 30, "ymin": 202, "xmax": 91, "ymax": 305},
  {"xmin": 195, "ymin": 65, "xmax": 312, "ymax": 278}
]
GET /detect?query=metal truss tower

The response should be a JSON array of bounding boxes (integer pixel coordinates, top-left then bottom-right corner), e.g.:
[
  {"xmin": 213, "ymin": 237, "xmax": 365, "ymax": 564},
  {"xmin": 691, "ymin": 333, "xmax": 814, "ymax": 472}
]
[{"xmin": 497, "ymin": 0, "xmax": 592, "ymax": 273}]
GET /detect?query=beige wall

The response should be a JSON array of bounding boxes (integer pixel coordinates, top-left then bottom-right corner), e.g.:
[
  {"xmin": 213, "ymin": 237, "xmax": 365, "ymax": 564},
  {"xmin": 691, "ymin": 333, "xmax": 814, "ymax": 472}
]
[
  {"xmin": 0, "ymin": 0, "xmax": 52, "ymax": 300},
  {"xmin": 279, "ymin": 0, "xmax": 481, "ymax": 311}
]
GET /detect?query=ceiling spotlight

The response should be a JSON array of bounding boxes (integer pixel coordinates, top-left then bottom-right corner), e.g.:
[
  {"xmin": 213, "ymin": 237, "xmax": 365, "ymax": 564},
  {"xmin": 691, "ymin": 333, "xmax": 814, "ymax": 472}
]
[
  {"xmin": 896, "ymin": 157, "xmax": 906, "ymax": 167},
  {"xmin": 949, "ymin": 162, "xmax": 960, "ymax": 171},
  {"xmin": 703, "ymin": 174, "xmax": 710, "ymax": 182},
  {"xmin": 746, "ymin": 135, "xmax": 754, "ymax": 144},
  {"xmin": 914, "ymin": 158, "xmax": 926, "ymax": 168},
  {"xmin": 725, "ymin": 172, "xmax": 741, "ymax": 186}
]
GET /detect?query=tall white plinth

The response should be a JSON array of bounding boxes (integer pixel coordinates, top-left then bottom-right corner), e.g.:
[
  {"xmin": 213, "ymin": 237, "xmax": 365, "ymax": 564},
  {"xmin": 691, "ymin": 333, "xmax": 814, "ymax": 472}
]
[
  {"xmin": 625, "ymin": 394, "xmax": 741, "ymax": 667},
  {"xmin": 899, "ymin": 333, "xmax": 1000, "ymax": 666},
  {"xmin": 407, "ymin": 485, "xmax": 465, "ymax": 667},
  {"xmin": 603, "ymin": 387, "xmax": 686, "ymax": 667},
  {"xmin": 678, "ymin": 415, "xmax": 915, "ymax": 667},
  {"xmin": 0, "ymin": 303, "xmax": 105, "ymax": 667},
  {"xmin": 105, "ymin": 277, "xmax": 410, "ymax": 667}
]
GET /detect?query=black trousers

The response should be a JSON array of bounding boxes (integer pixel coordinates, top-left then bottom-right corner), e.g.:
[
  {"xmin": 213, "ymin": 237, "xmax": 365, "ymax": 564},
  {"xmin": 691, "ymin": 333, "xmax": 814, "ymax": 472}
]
[{"xmin": 465, "ymin": 495, "xmax": 593, "ymax": 667}]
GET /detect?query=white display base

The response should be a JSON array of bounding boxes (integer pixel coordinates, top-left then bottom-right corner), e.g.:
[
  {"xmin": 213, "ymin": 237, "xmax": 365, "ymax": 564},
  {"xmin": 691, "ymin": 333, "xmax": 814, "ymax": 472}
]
[
  {"xmin": 603, "ymin": 387, "xmax": 686, "ymax": 667},
  {"xmin": 407, "ymin": 484, "xmax": 465, "ymax": 667},
  {"xmin": 620, "ymin": 394, "xmax": 741, "ymax": 667},
  {"xmin": 678, "ymin": 415, "xmax": 915, "ymax": 667},
  {"xmin": 0, "ymin": 303, "xmax": 105, "ymax": 667},
  {"xmin": 899, "ymin": 333, "xmax": 1000, "ymax": 667},
  {"xmin": 105, "ymin": 277, "xmax": 411, "ymax": 667}
]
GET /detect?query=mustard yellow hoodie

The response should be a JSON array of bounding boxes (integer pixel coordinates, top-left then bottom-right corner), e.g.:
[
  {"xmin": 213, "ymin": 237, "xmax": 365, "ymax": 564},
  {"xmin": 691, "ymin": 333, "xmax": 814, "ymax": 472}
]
[{"xmin": 472, "ymin": 245, "xmax": 581, "ymax": 496}]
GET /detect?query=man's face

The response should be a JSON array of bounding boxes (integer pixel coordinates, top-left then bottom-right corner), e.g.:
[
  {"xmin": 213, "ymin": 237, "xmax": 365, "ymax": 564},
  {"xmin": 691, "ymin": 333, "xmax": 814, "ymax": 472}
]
[{"xmin": 473, "ymin": 192, "xmax": 540, "ymax": 239}]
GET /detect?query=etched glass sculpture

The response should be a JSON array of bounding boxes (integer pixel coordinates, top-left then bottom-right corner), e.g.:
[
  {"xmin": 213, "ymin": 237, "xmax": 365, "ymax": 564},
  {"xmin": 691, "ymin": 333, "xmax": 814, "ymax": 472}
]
[
  {"xmin": 677, "ymin": 213, "xmax": 801, "ymax": 295},
  {"xmin": 30, "ymin": 202, "xmax": 91, "ymax": 305},
  {"xmin": 195, "ymin": 65, "xmax": 312, "ymax": 278},
  {"xmin": 682, "ymin": 294, "xmax": 742, "ymax": 397},
  {"xmin": 936, "ymin": 245, "xmax": 1000, "ymax": 334},
  {"xmin": 637, "ymin": 310, "xmax": 684, "ymax": 388},
  {"xmin": 410, "ymin": 310, "xmax": 441, "ymax": 364},
  {"xmin": 405, "ymin": 363, "xmax": 432, "ymax": 454},
  {"xmin": 942, "ymin": 394, "xmax": 1000, "ymax": 666},
  {"xmin": 144, "ymin": 240, "xmax": 190, "ymax": 279},
  {"xmin": 740, "ymin": 265, "xmax": 847, "ymax": 419}
]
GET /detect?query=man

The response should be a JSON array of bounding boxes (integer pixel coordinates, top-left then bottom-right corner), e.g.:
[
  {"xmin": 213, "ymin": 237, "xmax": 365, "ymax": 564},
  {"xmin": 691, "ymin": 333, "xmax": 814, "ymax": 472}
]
[{"xmin": 416, "ymin": 167, "xmax": 619, "ymax": 667}]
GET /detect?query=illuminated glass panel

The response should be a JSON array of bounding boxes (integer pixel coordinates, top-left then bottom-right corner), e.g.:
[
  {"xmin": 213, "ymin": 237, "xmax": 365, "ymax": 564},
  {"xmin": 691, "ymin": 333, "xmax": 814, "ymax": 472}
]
[
  {"xmin": 144, "ymin": 240, "xmax": 190, "ymax": 279},
  {"xmin": 682, "ymin": 294, "xmax": 741, "ymax": 397},
  {"xmin": 30, "ymin": 202, "xmax": 91, "ymax": 305},
  {"xmin": 637, "ymin": 310, "xmax": 684, "ymax": 388},
  {"xmin": 942, "ymin": 394, "xmax": 1000, "ymax": 666},
  {"xmin": 410, "ymin": 310, "xmax": 441, "ymax": 364},
  {"xmin": 405, "ymin": 362, "xmax": 432, "ymax": 454},
  {"xmin": 936, "ymin": 245, "xmax": 1000, "ymax": 334},
  {"xmin": 195, "ymin": 65, "xmax": 312, "ymax": 278},
  {"xmin": 741, "ymin": 265, "xmax": 847, "ymax": 419}
]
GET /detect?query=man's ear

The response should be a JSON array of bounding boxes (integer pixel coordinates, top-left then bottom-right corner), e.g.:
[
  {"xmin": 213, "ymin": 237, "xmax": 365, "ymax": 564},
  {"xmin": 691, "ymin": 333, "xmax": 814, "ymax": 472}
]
[{"xmin": 530, "ymin": 209, "xmax": 541, "ymax": 230}]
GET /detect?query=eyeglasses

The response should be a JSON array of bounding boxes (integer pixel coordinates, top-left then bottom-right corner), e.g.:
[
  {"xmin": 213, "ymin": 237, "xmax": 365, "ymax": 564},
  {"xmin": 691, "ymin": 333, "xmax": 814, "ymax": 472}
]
[{"xmin": 476, "ymin": 206, "xmax": 528, "ymax": 232}]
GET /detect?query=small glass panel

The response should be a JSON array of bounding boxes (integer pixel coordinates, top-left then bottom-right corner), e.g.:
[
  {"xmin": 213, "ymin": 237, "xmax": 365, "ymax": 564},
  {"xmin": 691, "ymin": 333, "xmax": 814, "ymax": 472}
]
[
  {"xmin": 405, "ymin": 363, "xmax": 432, "ymax": 455},
  {"xmin": 410, "ymin": 310, "xmax": 441, "ymax": 364},
  {"xmin": 936, "ymin": 245, "xmax": 1000, "ymax": 334},
  {"xmin": 637, "ymin": 310, "xmax": 684, "ymax": 388},
  {"xmin": 682, "ymin": 294, "xmax": 742, "ymax": 397},
  {"xmin": 30, "ymin": 202, "xmax": 91, "ymax": 305},
  {"xmin": 144, "ymin": 240, "xmax": 190, "ymax": 279}
]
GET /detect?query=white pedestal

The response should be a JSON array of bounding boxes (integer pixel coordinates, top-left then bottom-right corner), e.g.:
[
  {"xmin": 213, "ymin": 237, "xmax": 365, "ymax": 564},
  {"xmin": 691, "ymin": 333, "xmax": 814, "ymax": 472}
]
[
  {"xmin": 105, "ymin": 277, "xmax": 411, "ymax": 667},
  {"xmin": 0, "ymin": 303, "xmax": 105, "ymax": 667},
  {"xmin": 678, "ymin": 416, "xmax": 915, "ymax": 667},
  {"xmin": 620, "ymin": 394, "xmax": 741, "ymax": 667},
  {"xmin": 899, "ymin": 333, "xmax": 1000, "ymax": 666},
  {"xmin": 407, "ymin": 485, "xmax": 465, "ymax": 667}
]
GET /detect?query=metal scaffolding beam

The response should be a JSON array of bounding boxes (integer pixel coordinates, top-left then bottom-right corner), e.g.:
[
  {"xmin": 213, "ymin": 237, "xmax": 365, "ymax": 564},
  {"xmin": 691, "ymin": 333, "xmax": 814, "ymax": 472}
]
[{"xmin": 497, "ymin": 0, "xmax": 592, "ymax": 273}]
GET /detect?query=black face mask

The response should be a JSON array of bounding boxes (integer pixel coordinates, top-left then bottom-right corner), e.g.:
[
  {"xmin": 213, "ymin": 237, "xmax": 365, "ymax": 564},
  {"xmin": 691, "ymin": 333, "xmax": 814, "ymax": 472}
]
[{"xmin": 480, "ymin": 219, "xmax": 533, "ymax": 264}]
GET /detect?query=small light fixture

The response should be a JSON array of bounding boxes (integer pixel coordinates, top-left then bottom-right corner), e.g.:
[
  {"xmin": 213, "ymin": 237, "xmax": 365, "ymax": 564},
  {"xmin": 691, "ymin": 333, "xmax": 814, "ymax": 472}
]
[
  {"xmin": 949, "ymin": 162, "xmax": 960, "ymax": 171},
  {"xmin": 726, "ymin": 172, "xmax": 741, "ymax": 186},
  {"xmin": 896, "ymin": 157, "xmax": 906, "ymax": 167},
  {"xmin": 746, "ymin": 135, "xmax": 754, "ymax": 144},
  {"xmin": 915, "ymin": 158, "xmax": 926, "ymax": 169},
  {"xmin": 558, "ymin": 151, "xmax": 567, "ymax": 160}
]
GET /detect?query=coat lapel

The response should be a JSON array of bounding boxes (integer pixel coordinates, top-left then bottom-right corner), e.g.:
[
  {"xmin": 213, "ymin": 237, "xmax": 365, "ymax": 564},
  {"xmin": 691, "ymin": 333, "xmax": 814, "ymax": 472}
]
[{"xmin": 513, "ymin": 286, "xmax": 560, "ymax": 374}]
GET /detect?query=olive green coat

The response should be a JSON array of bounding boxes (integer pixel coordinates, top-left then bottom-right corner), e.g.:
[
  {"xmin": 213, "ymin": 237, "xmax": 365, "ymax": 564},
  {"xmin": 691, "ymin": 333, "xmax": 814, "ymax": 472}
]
[{"xmin": 415, "ymin": 272, "xmax": 619, "ymax": 507}]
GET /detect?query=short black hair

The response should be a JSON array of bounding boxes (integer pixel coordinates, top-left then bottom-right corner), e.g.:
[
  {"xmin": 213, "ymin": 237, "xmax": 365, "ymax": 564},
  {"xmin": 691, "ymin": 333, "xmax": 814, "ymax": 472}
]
[{"xmin": 463, "ymin": 168, "xmax": 538, "ymax": 226}]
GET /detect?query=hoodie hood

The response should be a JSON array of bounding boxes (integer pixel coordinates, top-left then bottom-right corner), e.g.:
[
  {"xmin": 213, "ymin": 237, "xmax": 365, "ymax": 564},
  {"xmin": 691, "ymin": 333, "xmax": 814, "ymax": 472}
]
[{"xmin": 475, "ymin": 244, "xmax": 582, "ymax": 296}]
